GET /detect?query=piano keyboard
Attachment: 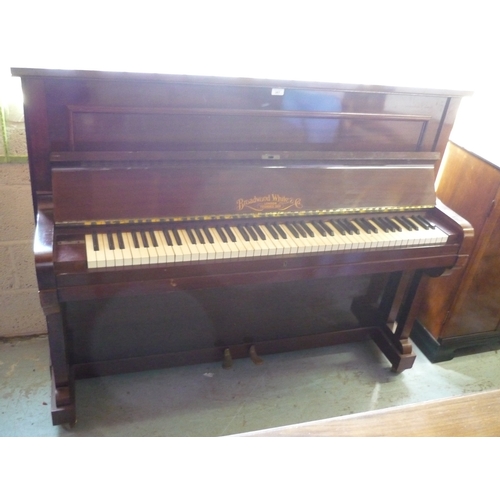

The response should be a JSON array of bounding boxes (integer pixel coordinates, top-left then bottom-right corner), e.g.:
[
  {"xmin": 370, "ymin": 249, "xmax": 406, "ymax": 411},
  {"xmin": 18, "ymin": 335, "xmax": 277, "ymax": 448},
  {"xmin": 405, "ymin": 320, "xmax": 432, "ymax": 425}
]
[{"xmin": 84, "ymin": 215, "xmax": 449, "ymax": 268}]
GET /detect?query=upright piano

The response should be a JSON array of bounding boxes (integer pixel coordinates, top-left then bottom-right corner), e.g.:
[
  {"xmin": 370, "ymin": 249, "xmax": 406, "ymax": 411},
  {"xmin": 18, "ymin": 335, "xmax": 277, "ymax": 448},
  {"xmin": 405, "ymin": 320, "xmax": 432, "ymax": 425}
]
[{"xmin": 12, "ymin": 68, "xmax": 473, "ymax": 426}]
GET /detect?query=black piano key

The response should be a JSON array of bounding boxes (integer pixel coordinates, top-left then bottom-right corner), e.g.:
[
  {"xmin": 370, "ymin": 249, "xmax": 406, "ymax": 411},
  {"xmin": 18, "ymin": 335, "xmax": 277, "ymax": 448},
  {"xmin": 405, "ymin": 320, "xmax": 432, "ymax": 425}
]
[
  {"xmin": 273, "ymin": 222, "xmax": 288, "ymax": 239},
  {"xmin": 193, "ymin": 227, "xmax": 204, "ymax": 244},
  {"xmin": 265, "ymin": 223, "xmax": 279, "ymax": 239},
  {"xmin": 297, "ymin": 221, "xmax": 313, "ymax": 237},
  {"xmin": 107, "ymin": 233, "xmax": 115, "ymax": 250},
  {"xmin": 149, "ymin": 230, "xmax": 159, "ymax": 247},
  {"xmin": 384, "ymin": 217, "xmax": 401, "ymax": 232},
  {"xmin": 338, "ymin": 219, "xmax": 354, "ymax": 235},
  {"xmin": 236, "ymin": 225, "xmax": 250, "ymax": 241},
  {"xmin": 351, "ymin": 218, "xmax": 369, "ymax": 234},
  {"xmin": 186, "ymin": 228, "xmax": 197, "ymax": 244},
  {"xmin": 253, "ymin": 224, "xmax": 266, "ymax": 240},
  {"xmin": 201, "ymin": 227, "xmax": 214, "ymax": 244},
  {"xmin": 401, "ymin": 215, "xmax": 419, "ymax": 230},
  {"xmin": 285, "ymin": 222, "xmax": 299, "ymax": 238},
  {"xmin": 311, "ymin": 220, "xmax": 326, "ymax": 236},
  {"xmin": 394, "ymin": 216, "xmax": 413, "ymax": 231},
  {"xmin": 216, "ymin": 226, "xmax": 228, "ymax": 243},
  {"xmin": 172, "ymin": 228, "xmax": 183, "ymax": 245},
  {"xmin": 140, "ymin": 230, "xmax": 149, "ymax": 247},
  {"xmin": 343, "ymin": 219, "xmax": 360, "ymax": 234},
  {"xmin": 117, "ymin": 232, "xmax": 125, "ymax": 250},
  {"xmin": 373, "ymin": 218, "xmax": 390, "ymax": 233},
  {"xmin": 360, "ymin": 218, "xmax": 378, "ymax": 233},
  {"xmin": 352, "ymin": 219, "xmax": 366, "ymax": 233},
  {"xmin": 318, "ymin": 220, "xmax": 334, "ymax": 236},
  {"xmin": 411, "ymin": 215, "xmax": 429, "ymax": 230},
  {"xmin": 163, "ymin": 229, "xmax": 173, "ymax": 246},
  {"xmin": 92, "ymin": 233, "xmax": 99, "ymax": 251},
  {"xmin": 132, "ymin": 232, "xmax": 140, "ymax": 248},
  {"xmin": 224, "ymin": 225, "xmax": 237, "ymax": 243},
  {"xmin": 417, "ymin": 215, "xmax": 435, "ymax": 228},
  {"xmin": 291, "ymin": 221, "xmax": 307, "ymax": 238},
  {"xmin": 245, "ymin": 224, "xmax": 259, "ymax": 241},
  {"xmin": 329, "ymin": 220, "xmax": 346, "ymax": 235}
]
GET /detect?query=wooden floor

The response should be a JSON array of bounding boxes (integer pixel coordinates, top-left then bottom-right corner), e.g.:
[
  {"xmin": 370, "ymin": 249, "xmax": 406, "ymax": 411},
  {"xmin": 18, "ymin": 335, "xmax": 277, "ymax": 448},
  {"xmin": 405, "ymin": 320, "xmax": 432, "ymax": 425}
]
[{"xmin": 237, "ymin": 389, "xmax": 500, "ymax": 436}]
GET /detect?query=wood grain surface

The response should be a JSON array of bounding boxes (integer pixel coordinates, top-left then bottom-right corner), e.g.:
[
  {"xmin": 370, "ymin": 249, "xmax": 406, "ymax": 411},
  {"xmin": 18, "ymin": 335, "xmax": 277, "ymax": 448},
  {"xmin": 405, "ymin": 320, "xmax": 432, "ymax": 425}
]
[{"xmin": 236, "ymin": 389, "xmax": 500, "ymax": 436}]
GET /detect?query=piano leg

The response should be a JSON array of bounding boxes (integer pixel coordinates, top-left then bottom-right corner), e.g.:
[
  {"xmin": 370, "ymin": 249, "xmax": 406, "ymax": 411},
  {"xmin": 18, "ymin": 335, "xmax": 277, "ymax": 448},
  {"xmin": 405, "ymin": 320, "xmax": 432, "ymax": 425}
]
[
  {"xmin": 351, "ymin": 270, "xmax": 423, "ymax": 372},
  {"xmin": 40, "ymin": 291, "xmax": 76, "ymax": 426}
]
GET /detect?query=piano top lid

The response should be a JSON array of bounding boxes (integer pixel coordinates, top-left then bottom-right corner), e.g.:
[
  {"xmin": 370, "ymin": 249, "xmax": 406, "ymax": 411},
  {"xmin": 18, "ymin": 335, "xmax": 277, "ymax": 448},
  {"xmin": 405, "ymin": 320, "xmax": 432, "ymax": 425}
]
[{"xmin": 10, "ymin": 67, "xmax": 473, "ymax": 97}]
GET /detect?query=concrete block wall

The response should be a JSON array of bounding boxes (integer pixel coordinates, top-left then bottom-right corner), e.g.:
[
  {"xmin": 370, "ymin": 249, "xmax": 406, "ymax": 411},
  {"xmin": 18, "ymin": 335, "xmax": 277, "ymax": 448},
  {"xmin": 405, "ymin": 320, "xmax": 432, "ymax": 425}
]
[{"xmin": 1, "ymin": 77, "xmax": 47, "ymax": 337}]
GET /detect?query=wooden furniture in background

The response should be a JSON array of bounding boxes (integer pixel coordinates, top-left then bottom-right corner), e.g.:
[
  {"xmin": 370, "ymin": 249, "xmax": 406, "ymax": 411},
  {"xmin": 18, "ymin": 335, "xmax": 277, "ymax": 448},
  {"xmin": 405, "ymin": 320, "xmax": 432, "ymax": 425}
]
[{"xmin": 413, "ymin": 142, "xmax": 500, "ymax": 361}]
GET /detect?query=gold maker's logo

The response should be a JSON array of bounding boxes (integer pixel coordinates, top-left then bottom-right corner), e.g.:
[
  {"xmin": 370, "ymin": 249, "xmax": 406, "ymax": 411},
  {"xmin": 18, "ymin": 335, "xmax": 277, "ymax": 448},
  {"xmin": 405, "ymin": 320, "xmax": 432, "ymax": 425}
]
[{"xmin": 236, "ymin": 194, "xmax": 303, "ymax": 212}]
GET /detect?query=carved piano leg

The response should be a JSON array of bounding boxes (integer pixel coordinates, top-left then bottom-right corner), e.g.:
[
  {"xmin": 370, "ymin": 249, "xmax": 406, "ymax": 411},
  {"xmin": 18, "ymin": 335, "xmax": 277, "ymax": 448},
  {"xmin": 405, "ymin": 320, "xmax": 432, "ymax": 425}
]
[
  {"xmin": 40, "ymin": 290, "xmax": 76, "ymax": 426},
  {"xmin": 352, "ymin": 270, "xmax": 423, "ymax": 373}
]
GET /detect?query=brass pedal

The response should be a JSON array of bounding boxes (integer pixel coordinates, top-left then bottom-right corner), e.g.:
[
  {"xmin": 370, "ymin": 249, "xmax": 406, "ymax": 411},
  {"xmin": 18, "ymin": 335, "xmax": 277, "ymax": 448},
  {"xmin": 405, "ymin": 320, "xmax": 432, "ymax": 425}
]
[
  {"xmin": 249, "ymin": 345, "xmax": 263, "ymax": 365},
  {"xmin": 222, "ymin": 348, "xmax": 233, "ymax": 369}
]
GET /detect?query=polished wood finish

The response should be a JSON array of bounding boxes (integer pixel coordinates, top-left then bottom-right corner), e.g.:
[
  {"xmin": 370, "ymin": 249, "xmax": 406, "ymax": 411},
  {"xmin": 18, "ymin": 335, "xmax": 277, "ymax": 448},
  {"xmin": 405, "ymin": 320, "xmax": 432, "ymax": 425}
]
[
  {"xmin": 236, "ymin": 389, "xmax": 500, "ymax": 436},
  {"xmin": 12, "ymin": 68, "xmax": 471, "ymax": 425},
  {"xmin": 413, "ymin": 142, "xmax": 500, "ymax": 360},
  {"xmin": 51, "ymin": 164, "xmax": 437, "ymax": 224}
]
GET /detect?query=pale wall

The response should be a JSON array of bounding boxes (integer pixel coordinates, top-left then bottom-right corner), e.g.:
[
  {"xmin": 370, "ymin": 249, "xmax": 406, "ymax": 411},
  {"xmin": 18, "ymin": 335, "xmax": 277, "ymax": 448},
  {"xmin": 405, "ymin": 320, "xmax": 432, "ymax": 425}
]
[{"xmin": 0, "ymin": 92, "xmax": 46, "ymax": 337}]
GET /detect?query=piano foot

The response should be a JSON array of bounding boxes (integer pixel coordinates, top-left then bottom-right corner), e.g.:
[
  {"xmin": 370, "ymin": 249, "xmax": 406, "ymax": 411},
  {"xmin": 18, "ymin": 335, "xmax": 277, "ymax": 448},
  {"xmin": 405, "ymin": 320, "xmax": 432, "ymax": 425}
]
[
  {"xmin": 249, "ymin": 345, "xmax": 264, "ymax": 365},
  {"xmin": 222, "ymin": 348, "xmax": 233, "ymax": 369},
  {"xmin": 50, "ymin": 367, "xmax": 77, "ymax": 426},
  {"xmin": 371, "ymin": 329, "xmax": 416, "ymax": 373}
]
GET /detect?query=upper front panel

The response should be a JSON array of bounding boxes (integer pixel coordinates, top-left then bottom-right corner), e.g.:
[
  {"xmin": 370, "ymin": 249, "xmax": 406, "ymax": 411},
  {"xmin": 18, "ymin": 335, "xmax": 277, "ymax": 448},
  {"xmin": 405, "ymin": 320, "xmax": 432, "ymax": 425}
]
[{"xmin": 43, "ymin": 78, "xmax": 448, "ymax": 154}]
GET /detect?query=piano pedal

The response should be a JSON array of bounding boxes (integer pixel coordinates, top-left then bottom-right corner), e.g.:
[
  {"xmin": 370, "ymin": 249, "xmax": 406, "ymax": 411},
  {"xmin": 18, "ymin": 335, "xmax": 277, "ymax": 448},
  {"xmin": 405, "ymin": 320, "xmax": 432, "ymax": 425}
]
[
  {"xmin": 222, "ymin": 348, "xmax": 233, "ymax": 369},
  {"xmin": 249, "ymin": 345, "xmax": 263, "ymax": 365}
]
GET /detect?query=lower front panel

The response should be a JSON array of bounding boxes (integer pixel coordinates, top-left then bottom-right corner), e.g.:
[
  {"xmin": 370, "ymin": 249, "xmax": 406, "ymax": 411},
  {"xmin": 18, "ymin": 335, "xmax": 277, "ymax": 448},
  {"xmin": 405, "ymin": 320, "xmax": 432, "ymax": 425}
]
[{"xmin": 63, "ymin": 275, "xmax": 374, "ymax": 370}]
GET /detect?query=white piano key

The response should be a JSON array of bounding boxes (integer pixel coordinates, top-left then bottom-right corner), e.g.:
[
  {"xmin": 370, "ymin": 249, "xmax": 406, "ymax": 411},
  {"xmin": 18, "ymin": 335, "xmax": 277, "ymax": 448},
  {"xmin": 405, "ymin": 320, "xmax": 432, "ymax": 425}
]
[
  {"xmin": 258, "ymin": 224, "xmax": 284, "ymax": 255},
  {"xmin": 257, "ymin": 225, "xmax": 276, "ymax": 255},
  {"xmin": 154, "ymin": 230, "xmax": 175, "ymax": 263},
  {"xmin": 174, "ymin": 229, "xmax": 195, "ymax": 261},
  {"xmin": 232, "ymin": 226, "xmax": 256, "ymax": 257},
  {"xmin": 144, "ymin": 231, "xmax": 159, "ymax": 264},
  {"xmin": 207, "ymin": 227, "xmax": 232, "ymax": 259},
  {"xmin": 123, "ymin": 232, "xmax": 143, "ymax": 265},
  {"xmin": 218, "ymin": 227, "xmax": 242, "ymax": 258},
  {"xmin": 224, "ymin": 226, "xmax": 249, "ymax": 257},
  {"xmin": 166, "ymin": 229, "xmax": 189, "ymax": 262},
  {"xmin": 118, "ymin": 232, "xmax": 133, "ymax": 266},
  {"xmin": 277, "ymin": 224, "xmax": 305, "ymax": 254},
  {"xmin": 85, "ymin": 234, "xmax": 99, "ymax": 269},
  {"xmin": 110, "ymin": 233, "xmax": 125, "ymax": 266}
]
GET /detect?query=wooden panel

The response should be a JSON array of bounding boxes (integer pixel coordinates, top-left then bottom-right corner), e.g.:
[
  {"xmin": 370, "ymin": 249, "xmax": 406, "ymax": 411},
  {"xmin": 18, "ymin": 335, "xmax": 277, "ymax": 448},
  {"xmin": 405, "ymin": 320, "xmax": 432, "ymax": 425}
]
[
  {"xmin": 236, "ymin": 389, "xmax": 500, "ymax": 437},
  {"xmin": 68, "ymin": 105, "xmax": 430, "ymax": 153},
  {"xmin": 442, "ymin": 186, "xmax": 500, "ymax": 335},
  {"xmin": 416, "ymin": 142, "xmax": 500, "ymax": 338},
  {"xmin": 52, "ymin": 164, "xmax": 436, "ymax": 223}
]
